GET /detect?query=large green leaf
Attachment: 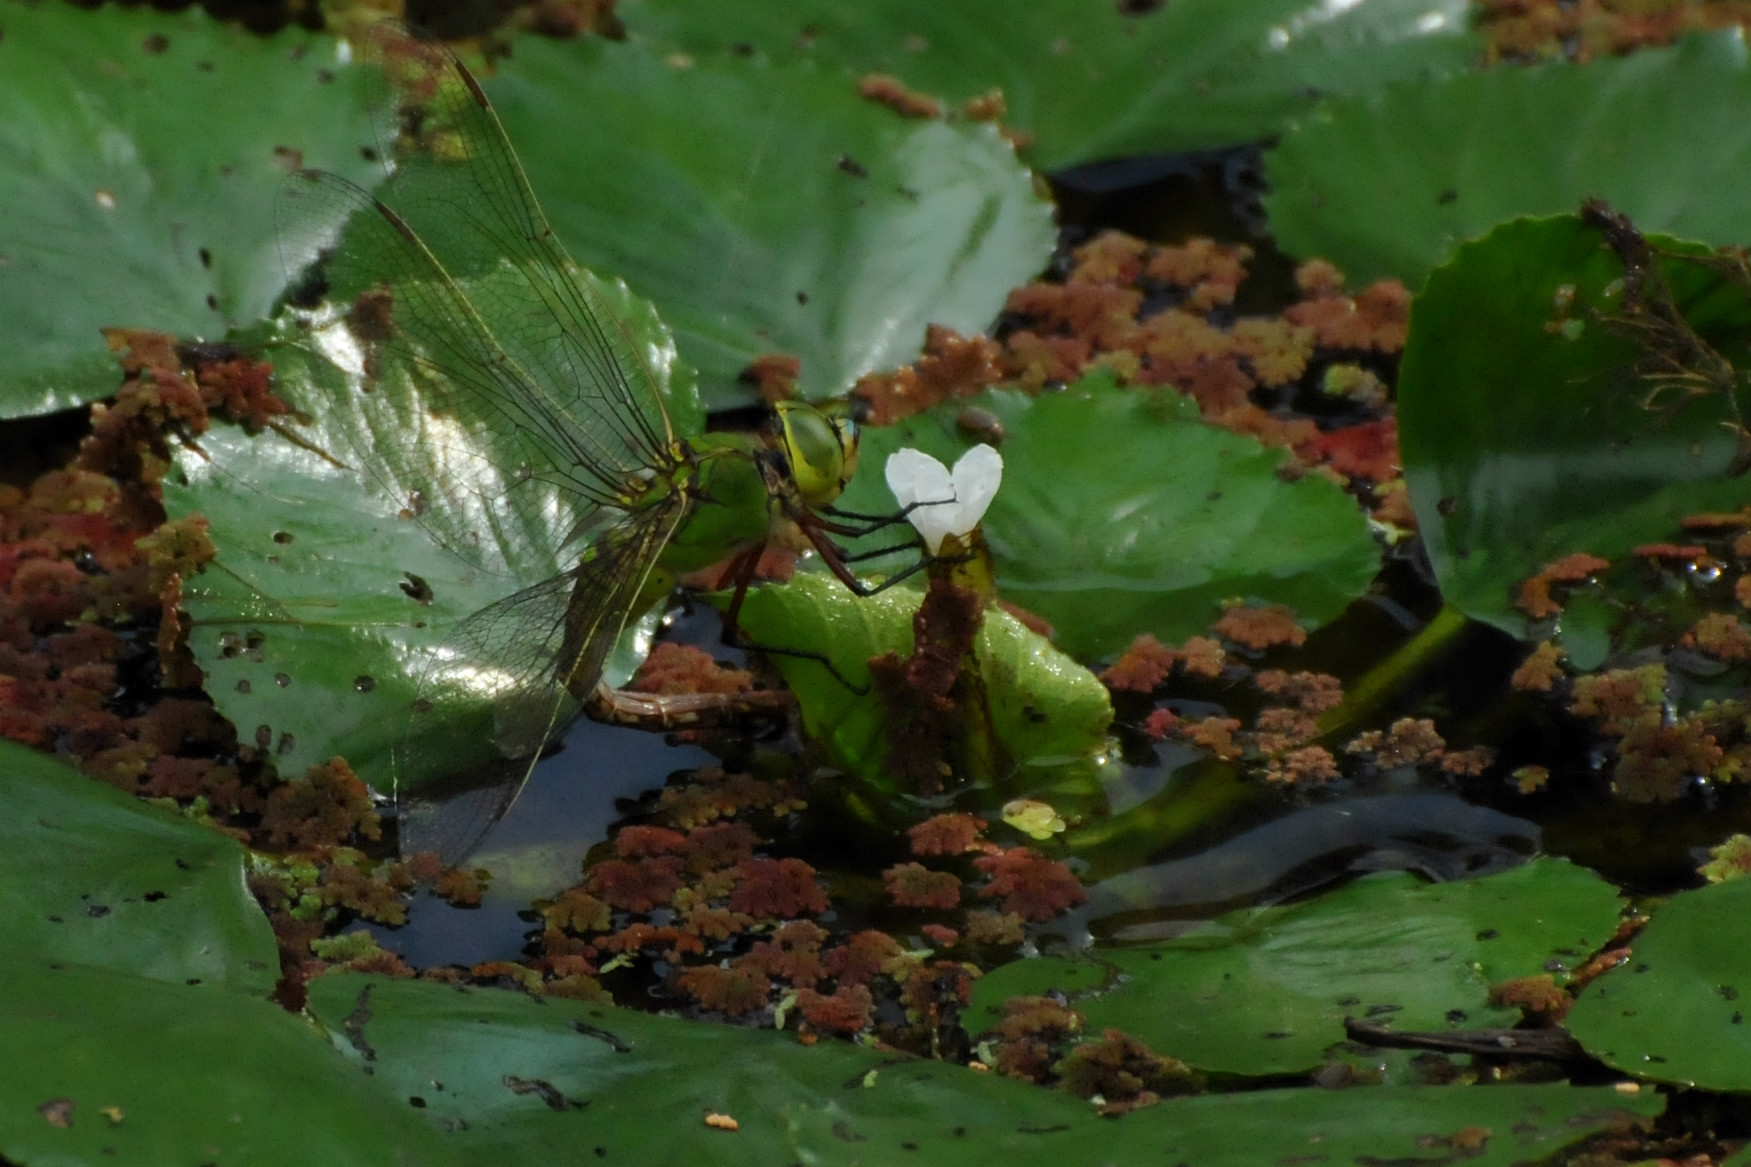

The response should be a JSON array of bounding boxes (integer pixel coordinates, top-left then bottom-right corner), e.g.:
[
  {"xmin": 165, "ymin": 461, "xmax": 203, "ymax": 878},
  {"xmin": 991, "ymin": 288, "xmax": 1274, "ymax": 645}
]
[
  {"xmin": 839, "ymin": 380, "xmax": 1381, "ymax": 660},
  {"xmin": 305, "ymin": 972, "xmax": 1657, "ymax": 1166},
  {"xmin": 487, "ymin": 36, "xmax": 1052, "ymax": 406},
  {"xmin": 166, "ymin": 269, "xmax": 687, "ymax": 796},
  {"xmin": 0, "ymin": 960, "xmax": 462, "ymax": 1167},
  {"xmin": 732, "ymin": 571, "xmax": 1114, "ymax": 798},
  {"xmin": 0, "ymin": 739, "xmax": 277, "ymax": 992},
  {"xmin": 970, "ymin": 858, "xmax": 1622, "ymax": 1075},
  {"xmin": 1266, "ymin": 32, "xmax": 1751, "ymax": 286},
  {"xmin": 0, "ymin": 745, "xmax": 455, "ymax": 1164},
  {"xmin": 0, "ymin": 2, "xmax": 381, "ymax": 418},
  {"xmin": 1569, "ymin": 876, "xmax": 1751, "ymax": 1091},
  {"xmin": 621, "ymin": 0, "xmax": 1481, "ymax": 172},
  {"xmin": 1398, "ymin": 215, "xmax": 1751, "ymax": 640}
]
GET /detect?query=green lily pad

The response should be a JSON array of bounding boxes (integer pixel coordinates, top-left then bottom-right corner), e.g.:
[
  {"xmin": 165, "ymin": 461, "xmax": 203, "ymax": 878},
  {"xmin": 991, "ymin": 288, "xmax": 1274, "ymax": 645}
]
[
  {"xmin": 1398, "ymin": 214, "xmax": 1751, "ymax": 640},
  {"xmin": 0, "ymin": 740, "xmax": 277, "ymax": 991},
  {"xmin": 838, "ymin": 379, "xmax": 1381, "ymax": 660},
  {"xmin": 1569, "ymin": 875, "xmax": 1751, "ymax": 1091},
  {"xmin": 969, "ymin": 858, "xmax": 1622, "ymax": 1075},
  {"xmin": 305, "ymin": 971, "xmax": 1657, "ymax": 1166},
  {"xmin": 1267, "ymin": 32, "xmax": 1751, "ymax": 287},
  {"xmin": 621, "ymin": 0, "xmax": 1481, "ymax": 172},
  {"xmin": 732, "ymin": 570, "xmax": 1113, "ymax": 797},
  {"xmin": 166, "ymin": 263, "xmax": 690, "ymax": 797},
  {"xmin": 0, "ymin": 745, "xmax": 451, "ymax": 1164},
  {"xmin": 0, "ymin": 960, "xmax": 461, "ymax": 1167},
  {"xmin": 488, "ymin": 36, "xmax": 1054, "ymax": 406},
  {"xmin": 0, "ymin": 2, "xmax": 381, "ymax": 418}
]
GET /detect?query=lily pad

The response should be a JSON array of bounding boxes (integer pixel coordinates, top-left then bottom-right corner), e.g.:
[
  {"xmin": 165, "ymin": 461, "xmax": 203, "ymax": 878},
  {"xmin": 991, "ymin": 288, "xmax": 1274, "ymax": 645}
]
[
  {"xmin": 0, "ymin": 739, "xmax": 277, "ymax": 992},
  {"xmin": 1569, "ymin": 875, "xmax": 1751, "ymax": 1091},
  {"xmin": 0, "ymin": 960, "xmax": 461, "ymax": 1167},
  {"xmin": 621, "ymin": 0, "xmax": 1481, "ymax": 172},
  {"xmin": 1398, "ymin": 214, "xmax": 1751, "ymax": 640},
  {"xmin": 969, "ymin": 858, "xmax": 1622, "ymax": 1075},
  {"xmin": 838, "ymin": 379, "xmax": 1381, "ymax": 660},
  {"xmin": 305, "ymin": 971, "xmax": 1657, "ymax": 1166},
  {"xmin": 487, "ymin": 36, "xmax": 1054, "ymax": 406},
  {"xmin": 732, "ymin": 570, "xmax": 1114, "ymax": 798},
  {"xmin": 0, "ymin": 2, "xmax": 381, "ymax": 418},
  {"xmin": 166, "ymin": 266, "xmax": 689, "ymax": 797},
  {"xmin": 1267, "ymin": 32, "xmax": 1751, "ymax": 287}
]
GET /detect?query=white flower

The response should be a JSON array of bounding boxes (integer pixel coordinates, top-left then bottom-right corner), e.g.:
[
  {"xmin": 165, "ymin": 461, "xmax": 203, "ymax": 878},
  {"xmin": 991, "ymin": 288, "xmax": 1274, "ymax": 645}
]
[{"xmin": 884, "ymin": 444, "xmax": 1003, "ymax": 554}]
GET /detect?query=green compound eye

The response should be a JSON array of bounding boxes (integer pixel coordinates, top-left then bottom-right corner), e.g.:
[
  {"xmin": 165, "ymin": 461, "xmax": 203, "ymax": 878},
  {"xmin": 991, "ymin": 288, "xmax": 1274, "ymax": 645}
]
[{"xmin": 775, "ymin": 400, "xmax": 860, "ymax": 509}]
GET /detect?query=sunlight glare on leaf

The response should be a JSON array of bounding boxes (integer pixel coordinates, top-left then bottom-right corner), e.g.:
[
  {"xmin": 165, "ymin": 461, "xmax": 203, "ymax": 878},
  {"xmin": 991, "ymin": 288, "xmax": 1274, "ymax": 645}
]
[{"xmin": 884, "ymin": 444, "xmax": 1003, "ymax": 554}]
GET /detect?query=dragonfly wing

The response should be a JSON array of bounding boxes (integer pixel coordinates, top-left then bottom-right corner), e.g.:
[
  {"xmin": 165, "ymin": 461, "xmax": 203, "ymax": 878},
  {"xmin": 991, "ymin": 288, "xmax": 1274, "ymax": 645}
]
[{"xmin": 394, "ymin": 494, "xmax": 689, "ymax": 865}]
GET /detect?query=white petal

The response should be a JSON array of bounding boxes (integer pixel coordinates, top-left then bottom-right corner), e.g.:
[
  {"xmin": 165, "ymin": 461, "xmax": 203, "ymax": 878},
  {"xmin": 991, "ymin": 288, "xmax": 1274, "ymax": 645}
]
[
  {"xmin": 883, "ymin": 444, "xmax": 1004, "ymax": 554},
  {"xmin": 884, "ymin": 447, "xmax": 950, "ymax": 510},
  {"xmin": 947, "ymin": 444, "xmax": 1002, "ymax": 532}
]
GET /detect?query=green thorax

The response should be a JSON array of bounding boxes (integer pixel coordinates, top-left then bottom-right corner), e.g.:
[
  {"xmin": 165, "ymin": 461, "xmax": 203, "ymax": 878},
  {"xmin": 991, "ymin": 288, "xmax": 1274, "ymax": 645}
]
[{"xmin": 638, "ymin": 400, "xmax": 861, "ymax": 580}]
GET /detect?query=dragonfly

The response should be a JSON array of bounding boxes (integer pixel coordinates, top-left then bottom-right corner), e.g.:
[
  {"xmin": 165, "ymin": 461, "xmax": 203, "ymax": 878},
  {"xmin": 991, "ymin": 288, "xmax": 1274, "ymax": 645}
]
[{"xmin": 274, "ymin": 24, "xmax": 893, "ymax": 864}]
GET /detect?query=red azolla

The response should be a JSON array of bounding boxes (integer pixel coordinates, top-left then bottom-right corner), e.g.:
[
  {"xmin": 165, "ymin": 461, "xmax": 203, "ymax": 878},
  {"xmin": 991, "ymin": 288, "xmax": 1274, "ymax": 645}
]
[
  {"xmin": 1262, "ymin": 745, "xmax": 1341, "ymax": 786},
  {"xmin": 1522, "ymin": 549, "xmax": 1615, "ymax": 617},
  {"xmin": 1439, "ymin": 746, "xmax": 1497, "ymax": 777},
  {"xmin": 1614, "ymin": 717, "xmax": 1723, "ymax": 803},
  {"xmin": 883, "ymin": 862, "xmax": 962, "ymax": 909},
  {"xmin": 129, "ymin": 696, "xmax": 231, "ymax": 754},
  {"xmin": 908, "ymin": 812, "xmax": 987, "ymax": 857},
  {"xmin": 614, "ymin": 824, "xmax": 689, "ymax": 859},
  {"xmin": 8, "ymin": 556, "xmax": 87, "ymax": 625},
  {"xmin": 973, "ymin": 847, "xmax": 1085, "ymax": 922},
  {"xmin": 1231, "ymin": 317, "xmax": 1316, "ymax": 387},
  {"xmin": 1006, "ymin": 281, "xmax": 1143, "ymax": 346},
  {"xmin": 1184, "ymin": 716, "xmax": 1243, "ymax": 761},
  {"xmin": 1255, "ymin": 670, "xmax": 1344, "ymax": 713},
  {"xmin": 680, "ymin": 905, "xmax": 753, "ymax": 941},
  {"xmin": 1143, "ymin": 238, "xmax": 1251, "ymax": 308},
  {"xmin": 319, "ymin": 851, "xmax": 407, "ymax": 927},
  {"xmin": 739, "ymin": 352, "xmax": 802, "ymax": 403},
  {"xmin": 989, "ymin": 995, "xmax": 1083, "ymax": 1083},
  {"xmin": 1686, "ymin": 613, "xmax": 1751, "ymax": 662},
  {"xmin": 434, "ymin": 866, "xmax": 486, "ymax": 908},
  {"xmin": 1070, "ymin": 230, "xmax": 1149, "ymax": 286},
  {"xmin": 1177, "ymin": 636, "xmax": 1226, "ymax": 677},
  {"xmin": 1488, "ymin": 974, "xmax": 1570, "ymax": 1022},
  {"xmin": 963, "ymin": 910, "xmax": 1027, "ymax": 947},
  {"xmin": 628, "ymin": 642, "xmax": 753, "ymax": 697},
  {"xmin": 196, "ymin": 358, "xmax": 287, "ymax": 432},
  {"xmin": 258, "ymin": 758, "xmax": 381, "ymax": 850},
  {"xmin": 1212, "ymin": 603, "xmax": 1306, "ymax": 651},
  {"xmin": 1101, "ymin": 633, "xmax": 1176, "ymax": 693},
  {"xmin": 1510, "ymin": 641, "xmax": 1566, "ymax": 693},
  {"xmin": 821, "ymin": 930, "xmax": 904, "ymax": 986},
  {"xmin": 1296, "ymin": 417, "xmax": 1400, "ymax": 483},
  {"xmin": 726, "ymin": 857, "xmax": 829, "ymax": 918},
  {"xmin": 683, "ymin": 820, "xmax": 761, "ymax": 872},
  {"xmin": 921, "ymin": 923, "xmax": 959, "ymax": 947},
  {"xmin": 795, "ymin": 983, "xmax": 874, "ymax": 1034},
  {"xmin": 587, "ymin": 856, "xmax": 686, "ymax": 913},
  {"xmin": 543, "ymin": 888, "xmax": 612, "ymax": 934},
  {"xmin": 1345, "ymin": 717, "xmax": 1446, "ymax": 768},
  {"xmin": 675, "ymin": 963, "xmax": 770, "ymax": 1017},
  {"xmin": 1141, "ymin": 707, "xmax": 1180, "ymax": 741},
  {"xmin": 741, "ymin": 920, "xmax": 828, "ymax": 987},
  {"xmin": 998, "ymin": 330, "xmax": 1088, "ymax": 390},
  {"xmin": 1569, "ymin": 665, "xmax": 1666, "ymax": 734},
  {"xmin": 597, "ymin": 923, "xmax": 703, "ymax": 959}
]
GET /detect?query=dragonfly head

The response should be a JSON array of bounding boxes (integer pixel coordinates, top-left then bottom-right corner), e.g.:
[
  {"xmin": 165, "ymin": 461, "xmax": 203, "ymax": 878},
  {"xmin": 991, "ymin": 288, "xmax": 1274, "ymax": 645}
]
[{"xmin": 772, "ymin": 400, "xmax": 862, "ymax": 508}]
